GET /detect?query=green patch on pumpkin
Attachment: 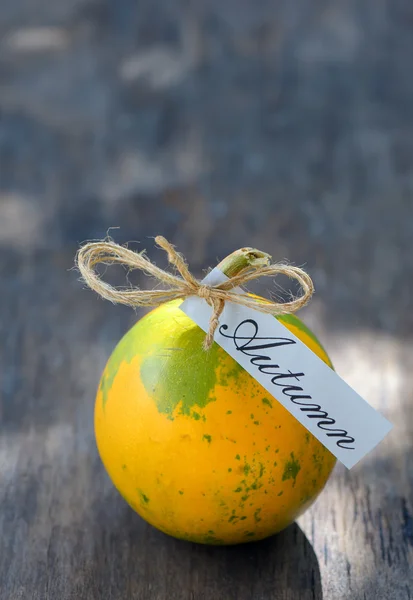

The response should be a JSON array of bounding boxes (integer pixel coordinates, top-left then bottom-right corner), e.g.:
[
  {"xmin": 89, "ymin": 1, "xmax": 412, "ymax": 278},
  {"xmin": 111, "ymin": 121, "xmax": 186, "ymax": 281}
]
[{"xmin": 282, "ymin": 453, "xmax": 301, "ymax": 485}]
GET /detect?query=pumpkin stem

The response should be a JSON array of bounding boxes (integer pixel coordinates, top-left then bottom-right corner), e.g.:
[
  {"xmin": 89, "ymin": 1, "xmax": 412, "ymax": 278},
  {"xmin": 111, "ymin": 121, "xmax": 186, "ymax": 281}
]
[{"xmin": 216, "ymin": 247, "xmax": 272, "ymax": 278}]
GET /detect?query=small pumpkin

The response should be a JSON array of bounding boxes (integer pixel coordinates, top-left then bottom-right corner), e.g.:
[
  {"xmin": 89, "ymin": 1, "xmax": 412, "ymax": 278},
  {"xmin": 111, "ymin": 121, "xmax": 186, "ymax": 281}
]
[{"xmin": 94, "ymin": 250, "xmax": 335, "ymax": 545}]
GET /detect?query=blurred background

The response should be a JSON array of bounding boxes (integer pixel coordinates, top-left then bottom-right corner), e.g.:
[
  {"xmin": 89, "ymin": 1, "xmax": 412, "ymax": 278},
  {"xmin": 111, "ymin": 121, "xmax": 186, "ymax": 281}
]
[
  {"xmin": 1, "ymin": 1, "xmax": 413, "ymax": 599},
  {"xmin": 1, "ymin": 0, "xmax": 413, "ymax": 330}
]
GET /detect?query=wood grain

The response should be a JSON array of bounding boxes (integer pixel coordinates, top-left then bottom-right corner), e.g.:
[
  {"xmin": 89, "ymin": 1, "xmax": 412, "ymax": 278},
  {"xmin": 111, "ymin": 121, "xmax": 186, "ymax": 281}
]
[{"xmin": 1, "ymin": 1, "xmax": 413, "ymax": 598}]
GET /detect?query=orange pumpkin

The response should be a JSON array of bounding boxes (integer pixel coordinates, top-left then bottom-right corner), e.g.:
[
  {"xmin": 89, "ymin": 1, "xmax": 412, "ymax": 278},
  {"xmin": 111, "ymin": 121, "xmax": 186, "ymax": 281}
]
[{"xmin": 95, "ymin": 292, "xmax": 336, "ymax": 545}]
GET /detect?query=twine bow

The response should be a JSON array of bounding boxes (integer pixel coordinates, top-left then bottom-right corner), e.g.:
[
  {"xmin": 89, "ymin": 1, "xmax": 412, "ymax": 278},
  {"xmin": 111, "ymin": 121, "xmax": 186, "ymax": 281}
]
[{"xmin": 76, "ymin": 236, "xmax": 314, "ymax": 350}]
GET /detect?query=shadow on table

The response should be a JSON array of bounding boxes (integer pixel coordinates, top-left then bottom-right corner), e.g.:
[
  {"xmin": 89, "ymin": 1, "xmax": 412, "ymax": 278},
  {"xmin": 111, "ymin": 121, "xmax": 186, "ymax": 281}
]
[
  {"xmin": 90, "ymin": 499, "xmax": 322, "ymax": 600},
  {"xmin": 180, "ymin": 523, "xmax": 322, "ymax": 600}
]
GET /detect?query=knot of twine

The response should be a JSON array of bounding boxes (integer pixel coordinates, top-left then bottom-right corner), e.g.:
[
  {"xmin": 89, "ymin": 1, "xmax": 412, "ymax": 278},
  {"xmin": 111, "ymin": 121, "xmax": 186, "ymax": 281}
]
[{"xmin": 76, "ymin": 236, "xmax": 314, "ymax": 350}]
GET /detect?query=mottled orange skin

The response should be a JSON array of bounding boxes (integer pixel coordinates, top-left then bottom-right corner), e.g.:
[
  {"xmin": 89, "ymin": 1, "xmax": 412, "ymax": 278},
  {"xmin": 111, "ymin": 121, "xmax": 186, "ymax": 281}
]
[{"xmin": 95, "ymin": 300, "xmax": 336, "ymax": 545}]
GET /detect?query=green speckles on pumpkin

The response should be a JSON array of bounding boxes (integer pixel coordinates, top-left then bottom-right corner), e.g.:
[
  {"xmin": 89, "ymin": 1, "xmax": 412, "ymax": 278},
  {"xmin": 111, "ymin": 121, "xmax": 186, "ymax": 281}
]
[
  {"xmin": 234, "ymin": 487, "xmax": 242, "ymax": 493},
  {"xmin": 312, "ymin": 452, "xmax": 325, "ymax": 475},
  {"xmin": 305, "ymin": 432, "xmax": 310, "ymax": 444},
  {"xmin": 192, "ymin": 411, "xmax": 207, "ymax": 422},
  {"xmin": 178, "ymin": 490, "xmax": 184, "ymax": 495},
  {"xmin": 253, "ymin": 421, "xmax": 260, "ymax": 426},
  {"xmin": 202, "ymin": 535, "xmax": 224, "ymax": 544},
  {"xmin": 203, "ymin": 434, "xmax": 212, "ymax": 443},
  {"xmin": 300, "ymin": 493, "xmax": 313, "ymax": 506},
  {"xmin": 259, "ymin": 463, "xmax": 265, "ymax": 478},
  {"xmin": 254, "ymin": 508, "xmax": 262, "ymax": 523},
  {"xmin": 228, "ymin": 468, "xmax": 232, "ymax": 473},
  {"xmin": 138, "ymin": 490, "xmax": 150, "ymax": 504},
  {"xmin": 244, "ymin": 532, "xmax": 256, "ymax": 538},
  {"xmin": 122, "ymin": 464, "xmax": 127, "ymax": 471},
  {"xmin": 226, "ymin": 410, "xmax": 232, "ymax": 415},
  {"xmin": 282, "ymin": 453, "xmax": 301, "ymax": 485},
  {"xmin": 262, "ymin": 397, "xmax": 273, "ymax": 408},
  {"xmin": 227, "ymin": 514, "xmax": 246, "ymax": 525},
  {"xmin": 179, "ymin": 531, "xmax": 225, "ymax": 545},
  {"xmin": 243, "ymin": 464, "xmax": 251, "ymax": 476},
  {"xmin": 277, "ymin": 490, "xmax": 283, "ymax": 497},
  {"xmin": 235, "ymin": 454, "xmax": 241, "ymax": 460},
  {"xmin": 218, "ymin": 360, "xmax": 245, "ymax": 387}
]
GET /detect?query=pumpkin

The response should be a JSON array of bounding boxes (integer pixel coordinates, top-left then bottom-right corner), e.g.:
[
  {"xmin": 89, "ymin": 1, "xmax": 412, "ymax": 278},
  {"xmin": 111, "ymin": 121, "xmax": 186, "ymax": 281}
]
[{"xmin": 94, "ymin": 295, "xmax": 336, "ymax": 545}]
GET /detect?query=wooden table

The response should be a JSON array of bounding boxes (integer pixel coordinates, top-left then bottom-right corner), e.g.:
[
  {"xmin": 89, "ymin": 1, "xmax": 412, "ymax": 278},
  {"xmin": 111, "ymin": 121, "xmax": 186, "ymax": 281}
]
[{"xmin": 1, "ymin": 1, "xmax": 412, "ymax": 598}]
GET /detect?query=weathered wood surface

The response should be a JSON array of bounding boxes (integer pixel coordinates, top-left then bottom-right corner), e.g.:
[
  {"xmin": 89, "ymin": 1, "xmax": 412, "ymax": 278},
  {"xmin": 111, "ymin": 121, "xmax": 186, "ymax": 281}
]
[{"xmin": 1, "ymin": 1, "xmax": 413, "ymax": 598}]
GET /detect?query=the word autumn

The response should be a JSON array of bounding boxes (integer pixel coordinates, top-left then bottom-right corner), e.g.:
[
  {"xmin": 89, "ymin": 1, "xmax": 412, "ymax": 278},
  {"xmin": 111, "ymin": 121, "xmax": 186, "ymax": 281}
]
[{"xmin": 219, "ymin": 319, "xmax": 355, "ymax": 450}]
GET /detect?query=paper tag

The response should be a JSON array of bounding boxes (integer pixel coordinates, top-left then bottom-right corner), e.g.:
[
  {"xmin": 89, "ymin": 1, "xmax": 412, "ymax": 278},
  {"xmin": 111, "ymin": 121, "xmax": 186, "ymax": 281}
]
[{"xmin": 180, "ymin": 268, "xmax": 392, "ymax": 469}]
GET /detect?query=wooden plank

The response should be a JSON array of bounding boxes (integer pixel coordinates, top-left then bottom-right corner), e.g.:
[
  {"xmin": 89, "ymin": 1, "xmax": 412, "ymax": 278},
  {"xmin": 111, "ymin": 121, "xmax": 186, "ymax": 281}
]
[{"xmin": 0, "ymin": 249, "xmax": 411, "ymax": 599}]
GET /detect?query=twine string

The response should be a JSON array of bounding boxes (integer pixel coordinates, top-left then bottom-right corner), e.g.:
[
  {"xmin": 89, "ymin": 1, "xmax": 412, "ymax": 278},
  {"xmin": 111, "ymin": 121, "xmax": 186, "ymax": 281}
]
[{"xmin": 76, "ymin": 236, "xmax": 314, "ymax": 350}]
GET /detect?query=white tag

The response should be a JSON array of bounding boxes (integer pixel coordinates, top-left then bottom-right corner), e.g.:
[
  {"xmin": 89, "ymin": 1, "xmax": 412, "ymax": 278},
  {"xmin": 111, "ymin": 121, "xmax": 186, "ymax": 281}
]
[{"xmin": 180, "ymin": 268, "xmax": 392, "ymax": 468}]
